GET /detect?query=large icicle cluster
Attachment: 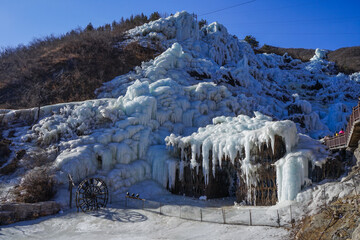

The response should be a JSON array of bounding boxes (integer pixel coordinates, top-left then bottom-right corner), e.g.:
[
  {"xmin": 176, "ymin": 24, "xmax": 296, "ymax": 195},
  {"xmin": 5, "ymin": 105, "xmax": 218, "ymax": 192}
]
[
  {"xmin": 276, "ymin": 134, "xmax": 329, "ymax": 201},
  {"xmin": 165, "ymin": 113, "xmax": 298, "ymax": 188}
]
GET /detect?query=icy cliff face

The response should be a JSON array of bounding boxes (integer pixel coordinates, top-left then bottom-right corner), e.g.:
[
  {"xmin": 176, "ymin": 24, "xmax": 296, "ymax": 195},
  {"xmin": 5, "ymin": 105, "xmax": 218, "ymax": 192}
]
[
  {"xmin": 2, "ymin": 11, "xmax": 360, "ymax": 203},
  {"xmin": 166, "ymin": 112, "xmax": 298, "ymax": 201},
  {"xmin": 99, "ymin": 11, "xmax": 359, "ymax": 138}
]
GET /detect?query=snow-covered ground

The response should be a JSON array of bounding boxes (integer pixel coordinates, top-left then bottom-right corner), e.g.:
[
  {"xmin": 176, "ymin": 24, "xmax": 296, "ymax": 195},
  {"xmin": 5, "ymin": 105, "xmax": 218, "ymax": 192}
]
[
  {"xmin": 0, "ymin": 206, "xmax": 289, "ymax": 240},
  {"xmin": 1, "ymin": 181, "xmax": 290, "ymax": 240},
  {"xmin": 2, "ymin": 176, "xmax": 358, "ymax": 240},
  {"xmin": 1, "ymin": 11, "xmax": 360, "ymax": 238}
]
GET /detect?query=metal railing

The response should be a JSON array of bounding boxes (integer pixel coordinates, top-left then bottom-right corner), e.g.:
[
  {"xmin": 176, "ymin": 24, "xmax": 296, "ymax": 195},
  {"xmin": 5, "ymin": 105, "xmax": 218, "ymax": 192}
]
[
  {"xmin": 124, "ymin": 196, "xmax": 296, "ymax": 228},
  {"xmin": 325, "ymin": 101, "xmax": 360, "ymax": 149}
]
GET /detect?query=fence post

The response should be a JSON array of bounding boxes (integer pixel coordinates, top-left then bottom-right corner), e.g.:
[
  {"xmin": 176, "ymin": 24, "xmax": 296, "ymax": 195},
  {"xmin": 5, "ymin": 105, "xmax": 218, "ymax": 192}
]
[
  {"xmin": 249, "ymin": 210, "xmax": 252, "ymax": 226},
  {"xmin": 160, "ymin": 202, "xmax": 162, "ymax": 215},
  {"xmin": 222, "ymin": 208, "xmax": 226, "ymax": 224},
  {"xmin": 277, "ymin": 210, "xmax": 280, "ymax": 227},
  {"xmin": 69, "ymin": 181, "xmax": 72, "ymax": 208},
  {"xmin": 290, "ymin": 205, "xmax": 296, "ymax": 228},
  {"xmin": 68, "ymin": 174, "xmax": 75, "ymax": 209},
  {"xmin": 200, "ymin": 208, "xmax": 202, "ymax": 222}
]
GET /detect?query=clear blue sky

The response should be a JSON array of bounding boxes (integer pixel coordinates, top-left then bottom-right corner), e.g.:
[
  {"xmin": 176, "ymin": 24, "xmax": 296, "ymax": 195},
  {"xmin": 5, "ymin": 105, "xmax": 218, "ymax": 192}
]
[{"xmin": 1, "ymin": 0, "xmax": 359, "ymax": 50}]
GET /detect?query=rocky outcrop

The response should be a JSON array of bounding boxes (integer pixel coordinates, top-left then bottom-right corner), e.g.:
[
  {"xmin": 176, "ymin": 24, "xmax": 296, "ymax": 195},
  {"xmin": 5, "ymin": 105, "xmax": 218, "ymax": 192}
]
[
  {"xmin": 295, "ymin": 195, "xmax": 360, "ymax": 240},
  {"xmin": 0, "ymin": 201, "xmax": 60, "ymax": 225},
  {"xmin": 354, "ymin": 142, "xmax": 360, "ymax": 166}
]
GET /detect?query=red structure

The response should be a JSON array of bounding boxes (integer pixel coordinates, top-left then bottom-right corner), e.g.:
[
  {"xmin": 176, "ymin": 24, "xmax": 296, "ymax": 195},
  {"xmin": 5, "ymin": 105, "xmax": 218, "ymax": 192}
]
[{"xmin": 325, "ymin": 101, "xmax": 360, "ymax": 149}]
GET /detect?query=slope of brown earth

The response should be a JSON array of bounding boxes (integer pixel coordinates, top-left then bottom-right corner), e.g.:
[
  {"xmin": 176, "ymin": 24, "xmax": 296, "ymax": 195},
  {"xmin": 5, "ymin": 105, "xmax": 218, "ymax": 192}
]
[{"xmin": 0, "ymin": 13, "xmax": 162, "ymax": 109}]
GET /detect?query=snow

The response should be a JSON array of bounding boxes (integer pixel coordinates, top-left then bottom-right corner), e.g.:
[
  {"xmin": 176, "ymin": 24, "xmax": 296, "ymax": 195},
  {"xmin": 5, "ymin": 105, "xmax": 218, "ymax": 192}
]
[
  {"xmin": 311, "ymin": 48, "xmax": 329, "ymax": 61},
  {"xmin": 1, "ymin": 10, "xmax": 360, "ymax": 219},
  {"xmin": 0, "ymin": 205, "xmax": 289, "ymax": 240},
  {"xmin": 350, "ymin": 72, "xmax": 360, "ymax": 82}
]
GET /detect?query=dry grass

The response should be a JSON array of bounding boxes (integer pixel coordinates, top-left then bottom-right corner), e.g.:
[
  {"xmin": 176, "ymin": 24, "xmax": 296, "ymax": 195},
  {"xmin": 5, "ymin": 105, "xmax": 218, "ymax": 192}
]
[{"xmin": 14, "ymin": 168, "xmax": 56, "ymax": 203}]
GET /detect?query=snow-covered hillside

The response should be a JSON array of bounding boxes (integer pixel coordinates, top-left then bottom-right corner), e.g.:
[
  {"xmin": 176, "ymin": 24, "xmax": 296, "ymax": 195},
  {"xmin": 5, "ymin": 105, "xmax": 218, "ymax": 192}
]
[{"xmin": 1, "ymin": 11, "xmax": 360, "ymax": 206}]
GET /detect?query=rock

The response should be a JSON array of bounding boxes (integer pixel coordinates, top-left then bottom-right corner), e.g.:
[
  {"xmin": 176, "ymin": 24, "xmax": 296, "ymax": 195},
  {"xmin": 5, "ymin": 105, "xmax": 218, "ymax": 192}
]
[
  {"xmin": 0, "ymin": 211, "xmax": 15, "ymax": 225},
  {"xmin": 353, "ymin": 224, "xmax": 360, "ymax": 240},
  {"xmin": 354, "ymin": 144, "xmax": 360, "ymax": 166},
  {"xmin": 15, "ymin": 149, "xmax": 26, "ymax": 160}
]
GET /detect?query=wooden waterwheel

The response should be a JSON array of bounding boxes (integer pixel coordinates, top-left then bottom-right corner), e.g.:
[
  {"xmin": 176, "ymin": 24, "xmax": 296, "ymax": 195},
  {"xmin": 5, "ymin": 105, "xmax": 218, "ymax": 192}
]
[{"xmin": 75, "ymin": 178, "xmax": 109, "ymax": 212}]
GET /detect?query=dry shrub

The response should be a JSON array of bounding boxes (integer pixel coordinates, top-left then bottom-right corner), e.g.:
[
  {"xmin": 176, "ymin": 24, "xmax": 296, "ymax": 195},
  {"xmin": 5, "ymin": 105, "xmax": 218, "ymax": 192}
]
[{"xmin": 14, "ymin": 168, "xmax": 56, "ymax": 203}]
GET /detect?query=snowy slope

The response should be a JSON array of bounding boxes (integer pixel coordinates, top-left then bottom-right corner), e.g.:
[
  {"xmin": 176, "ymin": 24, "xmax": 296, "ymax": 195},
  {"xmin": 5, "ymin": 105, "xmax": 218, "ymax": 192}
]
[{"xmin": 1, "ymin": 11, "xmax": 360, "ymax": 206}]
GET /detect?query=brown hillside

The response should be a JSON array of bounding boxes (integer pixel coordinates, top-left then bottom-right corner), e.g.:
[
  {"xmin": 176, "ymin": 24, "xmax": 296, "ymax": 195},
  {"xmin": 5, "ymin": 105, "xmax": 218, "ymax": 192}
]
[
  {"xmin": 258, "ymin": 45, "xmax": 315, "ymax": 62},
  {"xmin": 0, "ymin": 12, "xmax": 162, "ymax": 109},
  {"xmin": 328, "ymin": 46, "xmax": 360, "ymax": 74}
]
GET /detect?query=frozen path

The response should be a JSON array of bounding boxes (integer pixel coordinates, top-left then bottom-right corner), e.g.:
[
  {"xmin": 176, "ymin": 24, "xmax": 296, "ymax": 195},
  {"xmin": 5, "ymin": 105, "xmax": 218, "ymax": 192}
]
[{"xmin": 0, "ymin": 204, "xmax": 289, "ymax": 240}]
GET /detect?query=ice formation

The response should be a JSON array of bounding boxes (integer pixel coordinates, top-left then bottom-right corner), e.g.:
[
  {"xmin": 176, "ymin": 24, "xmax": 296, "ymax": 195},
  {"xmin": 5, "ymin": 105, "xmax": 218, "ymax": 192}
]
[
  {"xmin": 276, "ymin": 134, "xmax": 329, "ymax": 201},
  {"xmin": 166, "ymin": 113, "xmax": 303, "ymax": 201},
  {"xmin": 165, "ymin": 113, "xmax": 297, "ymax": 185},
  {"xmin": 1, "ymin": 11, "xmax": 360, "ymax": 204}
]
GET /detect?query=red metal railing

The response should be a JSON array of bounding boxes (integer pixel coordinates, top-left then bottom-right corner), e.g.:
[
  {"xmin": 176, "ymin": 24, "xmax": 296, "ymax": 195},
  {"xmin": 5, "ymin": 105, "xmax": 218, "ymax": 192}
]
[{"xmin": 325, "ymin": 101, "xmax": 360, "ymax": 149}]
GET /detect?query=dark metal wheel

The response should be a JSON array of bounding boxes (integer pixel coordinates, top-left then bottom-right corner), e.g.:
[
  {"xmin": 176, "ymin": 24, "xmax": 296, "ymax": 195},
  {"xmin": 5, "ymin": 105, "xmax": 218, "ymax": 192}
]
[{"xmin": 75, "ymin": 178, "xmax": 108, "ymax": 212}]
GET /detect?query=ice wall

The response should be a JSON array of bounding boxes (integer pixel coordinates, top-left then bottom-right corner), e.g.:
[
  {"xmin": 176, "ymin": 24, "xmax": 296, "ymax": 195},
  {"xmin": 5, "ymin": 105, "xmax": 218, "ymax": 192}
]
[
  {"xmin": 275, "ymin": 134, "xmax": 329, "ymax": 201},
  {"xmin": 166, "ymin": 113, "xmax": 298, "ymax": 197},
  {"xmin": 104, "ymin": 11, "xmax": 360, "ymax": 138}
]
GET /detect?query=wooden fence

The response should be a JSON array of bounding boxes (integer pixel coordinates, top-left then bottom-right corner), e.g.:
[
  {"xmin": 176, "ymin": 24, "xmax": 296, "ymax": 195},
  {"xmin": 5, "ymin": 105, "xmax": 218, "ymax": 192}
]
[{"xmin": 325, "ymin": 101, "xmax": 360, "ymax": 149}]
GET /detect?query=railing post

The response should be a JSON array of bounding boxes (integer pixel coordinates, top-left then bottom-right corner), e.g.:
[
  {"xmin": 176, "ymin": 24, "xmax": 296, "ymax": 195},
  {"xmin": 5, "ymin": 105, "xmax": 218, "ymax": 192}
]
[
  {"xmin": 222, "ymin": 208, "xmax": 226, "ymax": 224},
  {"xmin": 69, "ymin": 181, "xmax": 72, "ymax": 208},
  {"xmin": 249, "ymin": 210, "xmax": 252, "ymax": 226},
  {"xmin": 67, "ymin": 174, "xmax": 75, "ymax": 209}
]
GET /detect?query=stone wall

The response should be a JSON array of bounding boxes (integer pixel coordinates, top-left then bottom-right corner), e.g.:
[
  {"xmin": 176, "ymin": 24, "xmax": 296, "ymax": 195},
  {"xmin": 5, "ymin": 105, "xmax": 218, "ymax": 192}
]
[{"xmin": 0, "ymin": 201, "xmax": 60, "ymax": 225}]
